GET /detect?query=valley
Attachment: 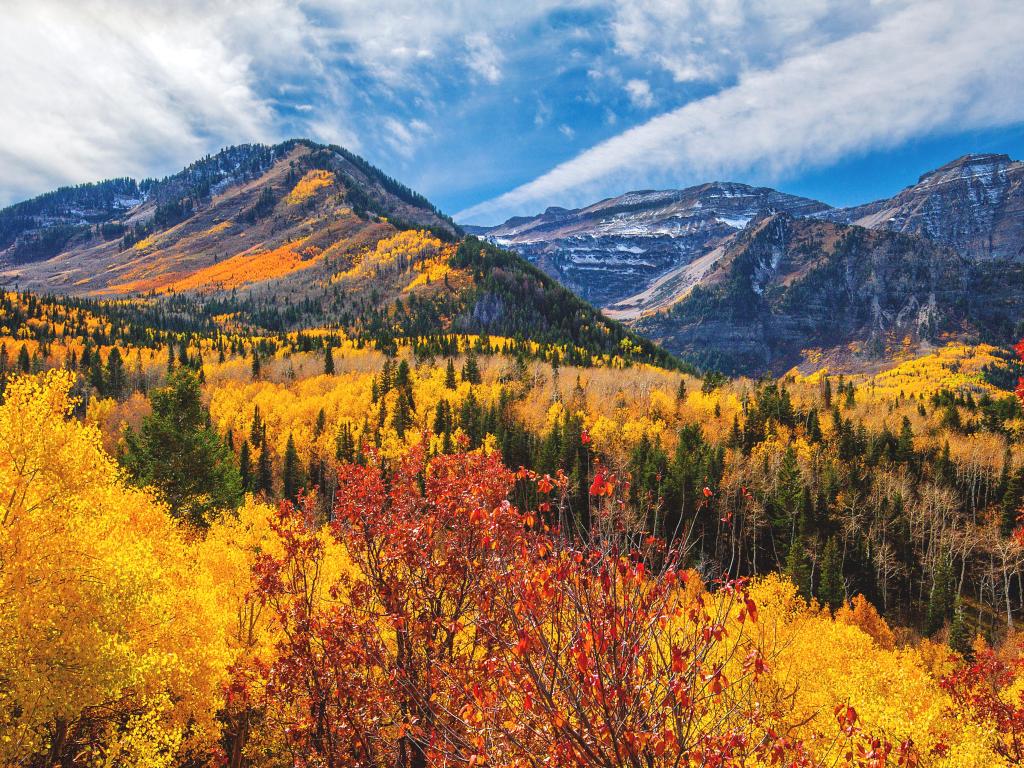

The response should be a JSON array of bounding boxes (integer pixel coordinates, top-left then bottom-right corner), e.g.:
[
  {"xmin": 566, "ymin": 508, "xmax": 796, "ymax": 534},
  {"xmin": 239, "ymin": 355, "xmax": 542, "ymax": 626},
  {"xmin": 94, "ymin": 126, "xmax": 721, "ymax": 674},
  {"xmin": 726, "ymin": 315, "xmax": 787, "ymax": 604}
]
[{"xmin": 2, "ymin": 139, "xmax": 1024, "ymax": 767}]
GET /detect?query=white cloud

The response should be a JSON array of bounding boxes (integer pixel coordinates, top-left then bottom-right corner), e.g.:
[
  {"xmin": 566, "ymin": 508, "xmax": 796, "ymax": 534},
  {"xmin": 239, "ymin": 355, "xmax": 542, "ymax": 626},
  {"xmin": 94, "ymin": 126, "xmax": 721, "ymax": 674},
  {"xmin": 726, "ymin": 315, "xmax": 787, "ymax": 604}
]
[
  {"xmin": 382, "ymin": 117, "xmax": 433, "ymax": 158},
  {"xmin": 0, "ymin": 0, "xmax": 590, "ymax": 206},
  {"xmin": 457, "ymin": 0, "xmax": 1024, "ymax": 223},
  {"xmin": 558, "ymin": 124, "xmax": 576, "ymax": 139},
  {"xmin": 611, "ymin": 0, "xmax": 886, "ymax": 83},
  {"xmin": 464, "ymin": 32, "xmax": 504, "ymax": 84},
  {"xmin": 0, "ymin": 1, "xmax": 278, "ymax": 204},
  {"xmin": 624, "ymin": 79, "xmax": 654, "ymax": 109}
]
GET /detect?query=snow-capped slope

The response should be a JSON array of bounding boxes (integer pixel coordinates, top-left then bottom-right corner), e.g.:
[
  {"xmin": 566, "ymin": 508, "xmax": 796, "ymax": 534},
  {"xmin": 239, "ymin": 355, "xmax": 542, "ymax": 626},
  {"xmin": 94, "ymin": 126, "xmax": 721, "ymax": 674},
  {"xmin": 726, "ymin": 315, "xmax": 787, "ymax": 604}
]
[{"xmin": 478, "ymin": 183, "xmax": 830, "ymax": 306}]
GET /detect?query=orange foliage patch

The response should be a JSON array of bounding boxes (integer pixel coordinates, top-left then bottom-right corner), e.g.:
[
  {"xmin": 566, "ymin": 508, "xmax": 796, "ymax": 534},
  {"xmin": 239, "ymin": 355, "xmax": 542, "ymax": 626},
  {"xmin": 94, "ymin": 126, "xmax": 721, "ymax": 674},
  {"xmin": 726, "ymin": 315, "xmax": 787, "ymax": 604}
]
[{"xmin": 163, "ymin": 238, "xmax": 321, "ymax": 292}]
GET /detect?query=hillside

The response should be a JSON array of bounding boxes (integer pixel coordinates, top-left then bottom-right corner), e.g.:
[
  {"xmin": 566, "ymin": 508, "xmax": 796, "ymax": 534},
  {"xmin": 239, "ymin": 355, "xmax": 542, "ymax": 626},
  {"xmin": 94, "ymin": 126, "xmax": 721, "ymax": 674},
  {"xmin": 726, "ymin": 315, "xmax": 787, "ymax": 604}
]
[
  {"xmin": 0, "ymin": 142, "xmax": 679, "ymax": 369},
  {"xmin": 826, "ymin": 153, "xmax": 1024, "ymax": 261},
  {"xmin": 631, "ymin": 215, "xmax": 972, "ymax": 373},
  {"xmin": 0, "ymin": 140, "xmax": 457, "ymax": 294}
]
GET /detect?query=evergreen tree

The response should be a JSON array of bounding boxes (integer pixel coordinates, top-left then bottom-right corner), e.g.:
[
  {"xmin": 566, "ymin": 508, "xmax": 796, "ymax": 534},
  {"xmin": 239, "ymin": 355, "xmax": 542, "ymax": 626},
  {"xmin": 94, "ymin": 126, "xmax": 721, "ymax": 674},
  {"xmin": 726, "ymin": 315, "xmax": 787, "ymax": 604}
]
[
  {"xmin": 818, "ymin": 537, "xmax": 844, "ymax": 610},
  {"xmin": 395, "ymin": 359, "xmax": 411, "ymax": 388},
  {"xmin": 948, "ymin": 597, "xmax": 971, "ymax": 657},
  {"xmin": 314, "ymin": 408, "xmax": 327, "ymax": 438},
  {"xmin": 250, "ymin": 405, "xmax": 264, "ymax": 447},
  {"xmin": 256, "ymin": 436, "xmax": 274, "ymax": 497},
  {"xmin": 239, "ymin": 439, "xmax": 252, "ymax": 491},
  {"xmin": 392, "ymin": 387, "xmax": 413, "ymax": 438},
  {"xmin": 105, "ymin": 347, "xmax": 127, "ymax": 400},
  {"xmin": 324, "ymin": 345, "xmax": 335, "ymax": 375},
  {"xmin": 251, "ymin": 348, "xmax": 261, "ymax": 379},
  {"xmin": 282, "ymin": 433, "xmax": 304, "ymax": 502},
  {"xmin": 444, "ymin": 358, "xmax": 457, "ymax": 390},
  {"xmin": 18, "ymin": 344, "xmax": 30, "ymax": 373},
  {"xmin": 121, "ymin": 368, "xmax": 242, "ymax": 526},
  {"xmin": 335, "ymin": 422, "xmax": 356, "ymax": 462},
  {"xmin": 88, "ymin": 358, "xmax": 105, "ymax": 395},
  {"xmin": 896, "ymin": 416, "xmax": 915, "ymax": 463},
  {"xmin": 926, "ymin": 555, "xmax": 955, "ymax": 636},
  {"xmin": 462, "ymin": 350, "xmax": 481, "ymax": 385},
  {"xmin": 784, "ymin": 532, "xmax": 812, "ymax": 600}
]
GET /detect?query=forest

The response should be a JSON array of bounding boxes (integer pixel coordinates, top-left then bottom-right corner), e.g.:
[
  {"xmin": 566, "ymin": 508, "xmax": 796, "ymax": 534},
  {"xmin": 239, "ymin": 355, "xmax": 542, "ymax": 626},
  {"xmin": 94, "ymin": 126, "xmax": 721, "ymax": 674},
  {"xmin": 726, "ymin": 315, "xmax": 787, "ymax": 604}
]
[{"xmin": 4, "ymin": 279, "xmax": 1024, "ymax": 767}]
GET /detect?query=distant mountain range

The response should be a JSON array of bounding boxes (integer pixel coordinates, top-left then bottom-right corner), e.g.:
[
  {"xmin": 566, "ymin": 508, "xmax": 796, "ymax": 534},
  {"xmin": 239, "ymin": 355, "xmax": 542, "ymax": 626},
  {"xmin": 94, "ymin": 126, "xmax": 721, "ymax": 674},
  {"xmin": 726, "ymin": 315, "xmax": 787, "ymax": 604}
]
[
  {"xmin": 2, "ymin": 143, "xmax": 1022, "ymax": 375},
  {"xmin": 474, "ymin": 153, "xmax": 1024, "ymax": 373}
]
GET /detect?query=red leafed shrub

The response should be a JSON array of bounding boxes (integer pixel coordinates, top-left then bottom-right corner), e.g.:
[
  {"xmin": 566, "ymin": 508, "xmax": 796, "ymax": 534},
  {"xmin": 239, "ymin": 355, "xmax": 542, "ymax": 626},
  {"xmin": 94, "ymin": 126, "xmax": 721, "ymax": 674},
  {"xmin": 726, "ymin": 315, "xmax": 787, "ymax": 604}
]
[
  {"xmin": 941, "ymin": 643, "xmax": 1024, "ymax": 765},
  {"xmin": 245, "ymin": 447, "xmax": 905, "ymax": 768}
]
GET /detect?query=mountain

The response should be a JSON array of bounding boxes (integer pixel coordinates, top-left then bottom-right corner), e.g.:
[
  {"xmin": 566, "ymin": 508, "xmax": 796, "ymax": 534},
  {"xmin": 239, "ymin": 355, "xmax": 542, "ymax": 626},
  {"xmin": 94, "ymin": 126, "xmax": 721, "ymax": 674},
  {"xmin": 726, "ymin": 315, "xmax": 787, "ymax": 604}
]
[
  {"xmin": 0, "ymin": 140, "xmax": 679, "ymax": 369},
  {"xmin": 824, "ymin": 153, "xmax": 1024, "ymax": 261},
  {"xmin": 631, "ymin": 215, "xmax": 975, "ymax": 374},
  {"xmin": 0, "ymin": 140, "xmax": 457, "ymax": 294},
  {"xmin": 476, "ymin": 153, "xmax": 1024, "ymax": 374},
  {"xmin": 480, "ymin": 184, "xmax": 830, "ymax": 306}
]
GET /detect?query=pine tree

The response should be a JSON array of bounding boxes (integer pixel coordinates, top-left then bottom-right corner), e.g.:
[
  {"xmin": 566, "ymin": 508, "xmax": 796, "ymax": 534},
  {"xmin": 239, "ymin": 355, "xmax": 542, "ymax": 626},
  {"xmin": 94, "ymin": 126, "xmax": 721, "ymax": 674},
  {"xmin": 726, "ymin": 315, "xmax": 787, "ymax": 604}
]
[
  {"xmin": 17, "ymin": 344, "xmax": 30, "ymax": 373},
  {"xmin": 896, "ymin": 416, "xmax": 915, "ymax": 464},
  {"xmin": 282, "ymin": 433, "xmax": 303, "ymax": 503},
  {"xmin": 462, "ymin": 351, "xmax": 481, "ymax": 385},
  {"xmin": 444, "ymin": 358, "xmax": 457, "ymax": 390},
  {"xmin": 251, "ymin": 348, "xmax": 261, "ymax": 380},
  {"xmin": 784, "ymin": 533, "xmax": 812, "ymax": 600},
  {"xmin": 121, "ymin": 368, "xmax": 242, "ymax": 526},
  {"xmin": 395, "ymin": 359, "xmax": 411, "ymax": 388},
  {"xmin": 926, "ymin": 555, "xmax": 955, "ymax": 636},
  {"xmin": 239, "ymin": 439, "xmax": 252, "ymax": 491},
  {"xmin": 335, "ymin": 422, "xmax": 356, "ymax": 462},
  {"xmin": 948, "ymin": 597, "xmax": 971, "ymax": 657},
  {"xmin": 250, "ymin": 406, "xmax": 263, "ymax": 447},
  {"xmin": 314, "ymin": 408, "xmax": 326, "ymax": 438},
  {"xmin": 256, "ymin": 436, "xmax": 274, "ymax": 497},
  {"xmin": 818, "ymin": 537, "xmax": 844, "ymax": 610},
  {"xmin": 89, "ymin": 358, "xmax": 105, "ymax": 396},
  {"xmin": 324, "ymin": 345, "xmax": 335, "ymax": 375},
  {"xmin": 105, "ymin": 347, "xmax": 127, "ymax": 400},
  {"xmin": 393, "ymin": 387, "xmax": 413, "ymax": 438}
]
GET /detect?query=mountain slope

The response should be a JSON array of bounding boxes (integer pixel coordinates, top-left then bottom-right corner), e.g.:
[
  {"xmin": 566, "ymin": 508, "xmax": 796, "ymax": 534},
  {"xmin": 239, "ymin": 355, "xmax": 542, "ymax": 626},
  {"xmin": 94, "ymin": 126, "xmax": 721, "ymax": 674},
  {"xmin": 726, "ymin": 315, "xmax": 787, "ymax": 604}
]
[
  {"xmin": 478, "ymin": 152, "xmax": 1024, "ymax": 374},
  {"xmin": 0, "ymin": 140, "xmax": 458, "ymax": 295},
  {"xmin": 632, "ymin": 215, "xmax": 972, "ymax": 374},
  {"xmin": 0, "ymin": 141, "xmax": 680, "ymax": 370},
  {"xmin": 825, "ymin": 153, "xmax": 1024, "ymax": 261},
  {"xmin": 480, "ymin": 183, "xmax": 830, "ymax": 306}
]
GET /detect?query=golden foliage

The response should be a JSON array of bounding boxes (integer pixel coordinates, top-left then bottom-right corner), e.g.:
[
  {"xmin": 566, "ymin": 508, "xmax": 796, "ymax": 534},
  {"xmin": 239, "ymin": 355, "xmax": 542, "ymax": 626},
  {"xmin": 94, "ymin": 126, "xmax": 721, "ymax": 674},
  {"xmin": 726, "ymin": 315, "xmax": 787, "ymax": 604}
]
[
  {"xmin": 285, "ymin": 169, "xmax": 335, "ymax": 204},
  {"xmin": 0, "ymin": 371, "xmax": 228, "ymax": 763}
]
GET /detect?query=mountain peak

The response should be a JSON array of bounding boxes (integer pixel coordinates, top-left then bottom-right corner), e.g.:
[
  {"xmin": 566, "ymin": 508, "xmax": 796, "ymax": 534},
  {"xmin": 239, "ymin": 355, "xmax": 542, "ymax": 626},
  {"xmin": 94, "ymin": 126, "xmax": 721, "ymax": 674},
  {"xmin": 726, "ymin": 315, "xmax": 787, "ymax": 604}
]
[{"xmin": 916, "ymin": 152, "xmax": 1016, "ymax": 184}]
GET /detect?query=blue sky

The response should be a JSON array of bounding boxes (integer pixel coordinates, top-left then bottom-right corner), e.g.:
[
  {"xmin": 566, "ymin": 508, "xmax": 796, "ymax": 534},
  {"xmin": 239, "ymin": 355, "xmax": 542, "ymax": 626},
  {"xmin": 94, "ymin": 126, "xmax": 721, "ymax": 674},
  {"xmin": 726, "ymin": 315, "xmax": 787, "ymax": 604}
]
[{"xmin": 2, "ymin": 1, "xmax": 1023, "ymax": 224}]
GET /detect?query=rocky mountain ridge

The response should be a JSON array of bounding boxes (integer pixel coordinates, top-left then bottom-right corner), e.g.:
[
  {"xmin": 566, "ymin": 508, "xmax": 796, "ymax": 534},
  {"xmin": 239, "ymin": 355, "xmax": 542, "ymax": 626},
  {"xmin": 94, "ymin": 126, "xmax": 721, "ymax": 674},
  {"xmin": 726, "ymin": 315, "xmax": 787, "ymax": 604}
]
[
  {"xmin": 474, "ymin": 153, "xmax": 1024, "ymax": 372},
  {"xmin": 481, "ymin": 183, "xmax": 829, "ymax": 306}
]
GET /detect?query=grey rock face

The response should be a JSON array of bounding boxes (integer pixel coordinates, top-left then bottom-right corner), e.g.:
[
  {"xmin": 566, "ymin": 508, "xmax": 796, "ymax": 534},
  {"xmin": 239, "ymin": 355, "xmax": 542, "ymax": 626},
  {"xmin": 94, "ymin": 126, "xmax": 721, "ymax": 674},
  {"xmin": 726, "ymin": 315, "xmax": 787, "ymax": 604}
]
[{"xmin": 825, "ymin": 154, "xmax": 1024, "ymax": 261}]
